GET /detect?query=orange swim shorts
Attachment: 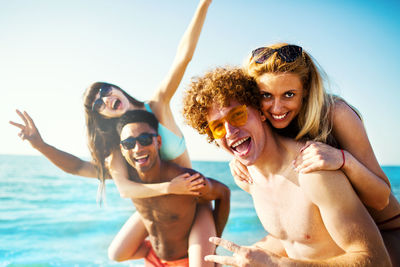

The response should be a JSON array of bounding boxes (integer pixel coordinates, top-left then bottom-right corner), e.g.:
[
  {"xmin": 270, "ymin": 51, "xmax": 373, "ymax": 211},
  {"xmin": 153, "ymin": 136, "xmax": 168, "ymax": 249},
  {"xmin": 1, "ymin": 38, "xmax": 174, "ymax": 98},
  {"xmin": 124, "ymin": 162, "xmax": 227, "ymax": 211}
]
[{"xmin": 144, "ymin": 240, "xmax": 189, "ymax": 267}]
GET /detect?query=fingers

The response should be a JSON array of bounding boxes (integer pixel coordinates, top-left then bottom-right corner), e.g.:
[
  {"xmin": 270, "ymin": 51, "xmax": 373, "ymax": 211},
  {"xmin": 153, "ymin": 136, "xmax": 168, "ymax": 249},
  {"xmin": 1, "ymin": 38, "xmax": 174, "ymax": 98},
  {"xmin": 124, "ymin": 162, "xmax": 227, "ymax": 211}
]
[
  {"xmin": 295, "ymin": 141, "xmax": 343, "ymax": 172},
  {"xmin": 209, "ymin": 237, "xmax": 242, "ymax": 254},
  {"xmin": 296, "ymin": 149, "xmax": 316, "ymax": 163},
  {"xmin": 16, "ymin": 109, "xmax": 29, "ymax": 126},
  {"xmin": 204, "ymin": 255, "xmax": 238, "ymax": 266},
  {"xmin": 190, "ymin": 175, "xmax": 204, "ymax": 185},
  {"xmin": 299, "ymin": 141, "xmax": 325, "ymax": 153},
  {"xmin": 9, "ymin": 120, "xmax": 27, "ymax": 140},
  {"xmin": 187, "ymin": 190, "xmax": 201, "ymax": 196},
  {"xmin": 190, "ymin": 184, "xmax": 205, "ymax": 191},
  {"xmin": 186, "ymin": 173, "xmax": 202, "ymax": 182},
  {"xmin": 23, "ymin": 111, "xmax": 37, "ymax": 129},
  {"xmin": 298, "ymin": 165, "xmax": 319, "ymax": 174},
  {"xmin": 296, "ymin": 160, "xmax": 323, "ymax": 173},
  {"xmin": 300, "ymin": 140, "xmax": 313, "ymax": 152},
  {"xmin": 230, "ymin": 159, "xmax": 253, "ymax": 184},
  {"xmin": 9, "ymin": 121, "xmax": 25, "ymax": 130},
  {"xmin": 188, "ymin": 174, "xmax": 206, "ymax": 192},
  {"xmin": 18, "ymin": 132, "xmax": 26, "ymax": 140},
  {"xmin": 170, "ymin": 173, "xmax": 203, "ymax": 195},
  {"xmin": 294, "ymin": 142, "xmax": 322, "ymax": 170},
  {"xmin": 235, "ymin": 165, "xmax": 252, "ymax": 183}
]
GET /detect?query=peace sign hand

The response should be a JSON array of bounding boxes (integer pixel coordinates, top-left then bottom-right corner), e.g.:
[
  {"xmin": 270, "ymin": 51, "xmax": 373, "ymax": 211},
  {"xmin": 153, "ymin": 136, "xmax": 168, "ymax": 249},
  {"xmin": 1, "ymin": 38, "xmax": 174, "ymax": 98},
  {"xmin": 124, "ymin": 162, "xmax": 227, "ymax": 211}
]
[
  {"xmin": 9, "ymin": 109, "xmax": 44, "ymax": 149},
  {"xmin": 205, "ymin": 237, "xmax": 280, "ymax": 267}
]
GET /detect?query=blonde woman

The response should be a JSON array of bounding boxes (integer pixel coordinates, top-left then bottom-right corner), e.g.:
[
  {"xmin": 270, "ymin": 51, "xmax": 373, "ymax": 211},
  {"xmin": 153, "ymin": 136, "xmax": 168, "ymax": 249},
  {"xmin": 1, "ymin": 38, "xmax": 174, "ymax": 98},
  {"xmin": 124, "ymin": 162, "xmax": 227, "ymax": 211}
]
[{"xmin": 230, "ymin": 43, "xmax": 400, "ymax": 264}]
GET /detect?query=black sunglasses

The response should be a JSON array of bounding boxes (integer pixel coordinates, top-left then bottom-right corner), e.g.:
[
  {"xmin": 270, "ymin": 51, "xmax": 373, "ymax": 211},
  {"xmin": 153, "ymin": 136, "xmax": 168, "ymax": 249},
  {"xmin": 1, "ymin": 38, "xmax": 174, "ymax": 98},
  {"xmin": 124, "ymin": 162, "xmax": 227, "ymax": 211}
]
[
  {"xmin": 92, "ymin": 85, "xmax": 113, "ymax": 112},
  {"xmin": 120, "ymin": 133, "xmax": 158, "ymax": 150},
  {"xmin": 252, "ymin": 45, "xmax": 303, "ymax": 64}
]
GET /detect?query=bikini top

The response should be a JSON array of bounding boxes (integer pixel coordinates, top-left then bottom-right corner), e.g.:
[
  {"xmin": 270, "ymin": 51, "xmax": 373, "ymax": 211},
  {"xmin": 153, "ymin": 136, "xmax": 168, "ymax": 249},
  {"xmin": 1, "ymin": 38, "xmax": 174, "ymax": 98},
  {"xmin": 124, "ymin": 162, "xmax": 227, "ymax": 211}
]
[{"xmin": 144, "ymin": 103, "xmax": 186, "ymax": 161}]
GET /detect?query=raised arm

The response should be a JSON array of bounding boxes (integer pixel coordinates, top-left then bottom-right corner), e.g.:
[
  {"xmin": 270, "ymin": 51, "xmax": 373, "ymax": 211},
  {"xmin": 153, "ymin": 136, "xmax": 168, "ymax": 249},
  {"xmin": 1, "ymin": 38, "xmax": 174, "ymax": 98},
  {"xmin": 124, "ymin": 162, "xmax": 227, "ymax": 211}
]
[
  {"xmin": 197, "ymin": 177, "xmax": 230, "ymax": 237},
  {"xmin": 10, "ymin": 110, "xmax": 98, "ymax": 178},
  {"xmin": 10, "ymin": 110, "xmax": 204, "ymax": 198},
  {"xmin": 107, "ymin": 149, "xmax": 204, "ymax": 198},
  {"xmin": 150, "ymin": 0, "xmax": 211, "ymax": 107},
  {"xmin": 294, "ymin": 101, "xmax": 390, "ymax": 210}
]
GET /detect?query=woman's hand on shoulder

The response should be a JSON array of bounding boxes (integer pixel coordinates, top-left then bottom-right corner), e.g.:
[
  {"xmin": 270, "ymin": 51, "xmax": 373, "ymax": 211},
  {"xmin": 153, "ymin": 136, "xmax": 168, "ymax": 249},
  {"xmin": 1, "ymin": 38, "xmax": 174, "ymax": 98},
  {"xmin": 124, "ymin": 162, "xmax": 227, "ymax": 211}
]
[
  {"xmin": 168, "ymin": 172, "xmax": 206, "ymax": 195},
  {"xmin": 229, "ymin": 158, "xmax": 253, "ymax": 184},
  {"xmin": 293, "ymin": 141, "xmax": 344, "ymax": 174},
  {"xmin": 9, "ymin": 109, "xmax": 44, "ymax": 149}
]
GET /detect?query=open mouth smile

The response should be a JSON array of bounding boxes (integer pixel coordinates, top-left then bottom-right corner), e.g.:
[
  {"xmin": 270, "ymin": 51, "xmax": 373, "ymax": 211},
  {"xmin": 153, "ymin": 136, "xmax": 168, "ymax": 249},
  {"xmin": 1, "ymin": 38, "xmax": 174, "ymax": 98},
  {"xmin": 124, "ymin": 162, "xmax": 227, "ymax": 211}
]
[
  {"xmin": 112, "ymin": 99, "xmax": 121, "ymax": 110},
  {"xmin": 230, "ymin": 137, "xmax": 251, "ymax": 156},
  {"xmin": 271, "ymin": 112, "xmax": 289, "ymax": 121},
  {"xmin": 134, "ymin": 154, "xmax": 149, "ymax": 164}
]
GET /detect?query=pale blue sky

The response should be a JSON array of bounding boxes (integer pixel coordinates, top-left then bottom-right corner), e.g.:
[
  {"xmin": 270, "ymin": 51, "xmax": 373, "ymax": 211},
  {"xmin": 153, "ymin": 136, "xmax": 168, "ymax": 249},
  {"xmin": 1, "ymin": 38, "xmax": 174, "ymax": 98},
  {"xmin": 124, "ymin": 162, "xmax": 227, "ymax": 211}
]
[{"xmin": 1, "ymin": 0, "xmax": 399, "ymax": 164}]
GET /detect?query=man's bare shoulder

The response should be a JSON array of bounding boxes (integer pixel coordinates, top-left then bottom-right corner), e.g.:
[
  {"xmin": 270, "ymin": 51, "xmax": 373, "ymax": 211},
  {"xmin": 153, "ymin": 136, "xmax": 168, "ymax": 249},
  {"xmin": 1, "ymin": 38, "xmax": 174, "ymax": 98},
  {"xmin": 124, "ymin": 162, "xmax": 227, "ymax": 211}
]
[
  {"xmin": 297, "ymin": 170, "xmax": 353, "ymax": 206},
  {"xmin": 163, "ymin": 161, "xmax": 201, "ymax": 179}
]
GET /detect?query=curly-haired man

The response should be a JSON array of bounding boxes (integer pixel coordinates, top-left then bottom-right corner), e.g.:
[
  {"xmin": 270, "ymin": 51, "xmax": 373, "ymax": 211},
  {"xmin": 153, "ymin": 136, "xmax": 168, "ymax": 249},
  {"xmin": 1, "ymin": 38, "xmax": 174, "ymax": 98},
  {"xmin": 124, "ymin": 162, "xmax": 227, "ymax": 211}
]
[{"xmin": 182, "ymin": 67, "xmax": 390, "ymax": 266}]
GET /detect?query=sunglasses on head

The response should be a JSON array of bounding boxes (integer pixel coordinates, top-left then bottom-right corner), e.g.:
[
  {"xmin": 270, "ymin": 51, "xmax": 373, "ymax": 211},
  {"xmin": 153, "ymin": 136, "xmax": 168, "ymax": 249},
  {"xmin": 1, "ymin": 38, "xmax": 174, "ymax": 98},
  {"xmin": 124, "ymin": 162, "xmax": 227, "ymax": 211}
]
[
  {"xmin": 252, "ymin": 45, "xmax": 302, "ymax": 64},
  {"xmin": 92, "ymin": 84, "xmax": 113, "ymax": 112},
  {"xmin": 208, "ymin": 105, "xmax": 248, "ymax": 139},
  {"xmin": 120, "ymin": 133, "xmax": 158, "ymax": 150}
]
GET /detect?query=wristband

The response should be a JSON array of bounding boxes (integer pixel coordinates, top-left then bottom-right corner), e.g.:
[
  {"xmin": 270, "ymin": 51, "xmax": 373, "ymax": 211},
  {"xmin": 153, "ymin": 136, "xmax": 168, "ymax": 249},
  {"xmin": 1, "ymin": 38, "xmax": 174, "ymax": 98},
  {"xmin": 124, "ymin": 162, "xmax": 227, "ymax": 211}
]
[{"xmin": 339, "ymin": 149, "xmax": 345, "ymax": 169}]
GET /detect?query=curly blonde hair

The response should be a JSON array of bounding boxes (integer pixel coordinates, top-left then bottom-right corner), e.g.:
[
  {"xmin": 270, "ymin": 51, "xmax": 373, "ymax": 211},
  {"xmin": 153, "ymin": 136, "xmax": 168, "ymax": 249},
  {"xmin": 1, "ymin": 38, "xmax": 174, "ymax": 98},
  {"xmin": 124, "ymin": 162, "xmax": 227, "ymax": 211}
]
[
  {"xmin": 182, "ymin": 66, "xmax": 260, "ymax": 142},
  {"xmin": 245, "ymin": 43, "xmax": 335, "ymax": 144}
]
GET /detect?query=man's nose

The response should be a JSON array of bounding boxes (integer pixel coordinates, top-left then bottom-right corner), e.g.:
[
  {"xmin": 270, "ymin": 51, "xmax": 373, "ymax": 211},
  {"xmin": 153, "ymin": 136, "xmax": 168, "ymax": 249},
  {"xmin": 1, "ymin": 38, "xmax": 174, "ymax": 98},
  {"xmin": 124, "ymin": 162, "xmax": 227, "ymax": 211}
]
[
  {"xmin": 224, "ymin": 121, "xmax": 239, "ymax": 138},
  {"xmin": 129, "ymin": 140, "xmax": 142, "ymax": 152}
]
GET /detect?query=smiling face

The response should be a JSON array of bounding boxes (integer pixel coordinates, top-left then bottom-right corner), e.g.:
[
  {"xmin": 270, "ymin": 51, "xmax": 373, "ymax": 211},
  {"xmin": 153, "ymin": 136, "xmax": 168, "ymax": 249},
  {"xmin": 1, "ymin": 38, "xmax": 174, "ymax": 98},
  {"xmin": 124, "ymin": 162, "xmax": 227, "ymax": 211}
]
[
  {"xmin": 120, "ymin": 122, "xmax": 161, "ymax": 173},
  {"xmin": 257, "ymin": 73, "xmax": 306, "ymax": 129},
  {"xmin": 94, "ymin": 86, "xmax": 131, "ymax": 118},
  {"xmin": 207, "ymin": 100, "xmax": 266, "ymax": 166}
]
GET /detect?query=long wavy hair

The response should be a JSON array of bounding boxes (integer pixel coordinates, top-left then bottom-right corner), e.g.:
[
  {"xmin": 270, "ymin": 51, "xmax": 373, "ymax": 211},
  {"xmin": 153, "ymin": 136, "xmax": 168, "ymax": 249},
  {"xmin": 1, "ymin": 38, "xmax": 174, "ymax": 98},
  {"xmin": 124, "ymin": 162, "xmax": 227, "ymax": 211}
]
[
  {"xmin": 83, "ymin": 82, "xmax": 144, "ymax": 202},
  {"xmin": 244, "ymin": 43, "xmax": 337, "ymax": 145}
]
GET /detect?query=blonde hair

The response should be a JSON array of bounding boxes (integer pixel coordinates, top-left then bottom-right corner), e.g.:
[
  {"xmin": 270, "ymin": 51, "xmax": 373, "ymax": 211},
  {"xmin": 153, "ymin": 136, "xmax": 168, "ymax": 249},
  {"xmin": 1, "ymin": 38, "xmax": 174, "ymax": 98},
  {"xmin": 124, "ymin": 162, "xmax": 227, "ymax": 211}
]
[
  {"xmin": 182, "ymin": 66, "xmax": 260, "ymax": 143},
  {"xmin": 245, "ymin": 43, "xmax": 335, "ymax": 144}
]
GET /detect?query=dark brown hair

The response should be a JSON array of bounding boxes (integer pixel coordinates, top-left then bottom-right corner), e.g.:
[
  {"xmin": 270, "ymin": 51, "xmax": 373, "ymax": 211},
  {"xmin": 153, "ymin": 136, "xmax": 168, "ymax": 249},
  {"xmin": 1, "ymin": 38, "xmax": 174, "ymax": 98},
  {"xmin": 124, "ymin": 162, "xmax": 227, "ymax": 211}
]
[{"xmin": 82, "ymin": 82, "xmax": 144, "ymax": 183}]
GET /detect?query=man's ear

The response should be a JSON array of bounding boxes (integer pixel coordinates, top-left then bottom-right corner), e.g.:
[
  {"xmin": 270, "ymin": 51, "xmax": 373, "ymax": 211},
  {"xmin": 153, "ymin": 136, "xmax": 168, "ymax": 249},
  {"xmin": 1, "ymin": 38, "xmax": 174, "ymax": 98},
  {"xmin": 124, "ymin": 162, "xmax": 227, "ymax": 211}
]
[
  {"xmin": 259, "ymin": 110, "xmax": 267, "ymax": 122},
  {"xmin": 157, "ymin": 135, "xmax": 162, "ymax": 148},
  {"xmin": 119, "ymin": 144, "xmax": 127, "ymax": 158}
]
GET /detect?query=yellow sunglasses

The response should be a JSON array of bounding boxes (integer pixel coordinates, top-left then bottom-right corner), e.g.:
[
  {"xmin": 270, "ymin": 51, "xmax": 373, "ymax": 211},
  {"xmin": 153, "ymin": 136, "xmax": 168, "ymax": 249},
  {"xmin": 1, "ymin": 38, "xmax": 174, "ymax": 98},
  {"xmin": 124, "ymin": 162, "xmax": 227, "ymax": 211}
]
[{"xmin": 208, "ymin": 105, "xmax": 248, "ymax": 139}]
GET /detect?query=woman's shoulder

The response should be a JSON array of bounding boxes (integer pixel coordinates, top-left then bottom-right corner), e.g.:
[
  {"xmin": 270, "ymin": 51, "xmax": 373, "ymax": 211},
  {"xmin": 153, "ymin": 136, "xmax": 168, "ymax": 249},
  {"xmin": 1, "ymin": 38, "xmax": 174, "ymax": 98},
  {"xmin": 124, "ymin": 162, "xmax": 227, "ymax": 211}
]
[
  {"xmin": 331, "ymin": 96, "xmax": 362, "ymax": 122},
  {"xmin": 329, "ymin": 96, "xmax": 365, "ymax": 143}
]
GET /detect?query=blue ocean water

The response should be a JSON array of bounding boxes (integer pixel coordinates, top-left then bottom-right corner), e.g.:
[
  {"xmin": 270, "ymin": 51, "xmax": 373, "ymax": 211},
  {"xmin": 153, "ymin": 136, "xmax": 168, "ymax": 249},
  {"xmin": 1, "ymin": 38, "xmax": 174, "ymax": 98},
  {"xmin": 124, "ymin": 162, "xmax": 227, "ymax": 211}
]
[{"xmin": 0, "ymin": 154, "xmax": 399, "ymax": 266}]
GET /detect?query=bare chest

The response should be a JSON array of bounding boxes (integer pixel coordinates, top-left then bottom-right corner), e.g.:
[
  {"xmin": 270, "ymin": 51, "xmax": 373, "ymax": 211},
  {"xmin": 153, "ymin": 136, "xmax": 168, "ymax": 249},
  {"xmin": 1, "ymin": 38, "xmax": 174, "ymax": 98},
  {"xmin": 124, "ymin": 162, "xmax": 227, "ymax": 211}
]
[
  {"xmin": 249, "ymin": 173, "xmax": 324, "ymax": 243},
  {"xmin": 247, "ymin": 168, "xmax": 345, "ymax": 260},
  {"xmin": 132, "ymin": 195, "xmax": 197, "ymax": 260},
  {"xmin": 133, "ymin": 195, "xmax": 196, "ymax": 227}
]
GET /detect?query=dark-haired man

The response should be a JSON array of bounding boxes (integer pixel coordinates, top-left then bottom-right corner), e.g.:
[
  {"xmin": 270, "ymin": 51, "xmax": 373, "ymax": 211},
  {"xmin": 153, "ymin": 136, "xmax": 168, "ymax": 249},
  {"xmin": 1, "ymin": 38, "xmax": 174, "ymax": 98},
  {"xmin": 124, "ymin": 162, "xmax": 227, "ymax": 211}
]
[{"xmin": 115, "ymin": 109, "xmax": 230, "ymax": 267}]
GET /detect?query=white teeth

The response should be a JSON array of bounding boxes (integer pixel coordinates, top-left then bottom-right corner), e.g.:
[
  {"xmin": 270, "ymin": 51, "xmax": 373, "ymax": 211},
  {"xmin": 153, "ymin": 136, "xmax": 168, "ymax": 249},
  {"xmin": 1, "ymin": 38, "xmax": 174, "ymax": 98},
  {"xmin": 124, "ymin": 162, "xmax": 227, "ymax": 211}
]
[
  {"xmin": 272, "ymin": 113, "xmax": 287, "ymax": 120},
  {"xmin": 135, "ymin": 155, "xmax": 148, "ymax": 160},
  {"xmin": 231, "ymin": 137, "xmax": 249, "ymax": 148}
]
